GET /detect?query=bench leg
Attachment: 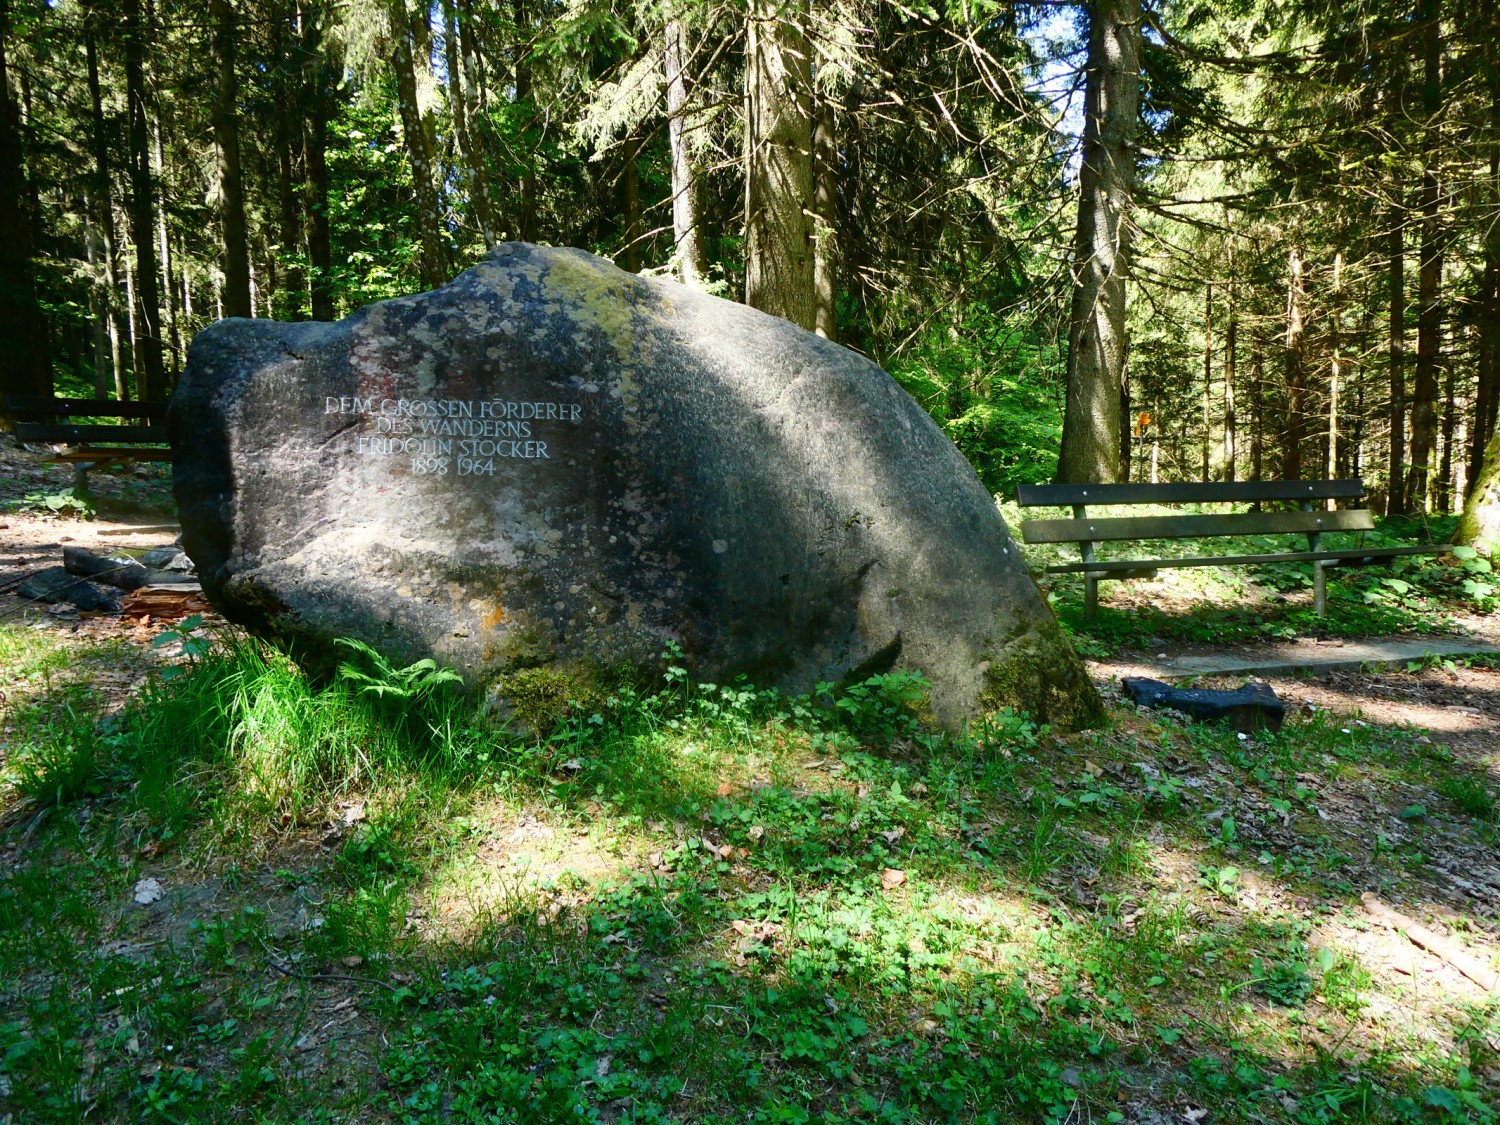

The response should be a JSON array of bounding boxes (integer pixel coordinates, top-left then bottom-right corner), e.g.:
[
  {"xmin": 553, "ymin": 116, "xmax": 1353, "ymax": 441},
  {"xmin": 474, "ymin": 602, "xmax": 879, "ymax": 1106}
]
[
  {"xmin": 1314, "ymin": 561, "xmax": 1328, "ymax": 617},
  {"xmin": 73, "ymin": 464, "xmax": 92, "ymax": 495},
  {"xmin": 1084, "ymin": 575, "xmax": 1098, "ymax": 619}
]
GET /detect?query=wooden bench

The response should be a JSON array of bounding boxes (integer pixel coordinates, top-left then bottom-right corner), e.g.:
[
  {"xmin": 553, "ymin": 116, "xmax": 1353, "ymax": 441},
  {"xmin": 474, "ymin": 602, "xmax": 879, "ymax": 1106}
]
[
  {"xmin": 1016, "ymin": 479, "xmax": 1446, "ymax": 618},
  {"xmin": 3, "ymin": 394, "xmax": 171, "ymax": 489}
]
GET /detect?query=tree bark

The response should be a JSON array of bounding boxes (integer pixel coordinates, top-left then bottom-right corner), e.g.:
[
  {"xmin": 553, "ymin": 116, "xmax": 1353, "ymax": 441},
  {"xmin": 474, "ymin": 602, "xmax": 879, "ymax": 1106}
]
[
  {"xmin": 1388, "ymin": 216, "xmax": 1407, "ymax": 514},
  {"xmin": 211, "ymin": 0, "xmax": 250, "ymax": 318},
  {"xmin": 619, "ymin": 136, "xmax": 642, "ymax": 272},
  {"xmin": 444, "ymin": 0, "xmax": 496, "ymax": 247},
  {"xmin": 1438, "ymin": 353, "xmax": 1456, "ymax": 511},
  {"xmin": 513, "ymin": 0, "xmax": 537, "ymax": 242},
  {"xmin": 1328, "ymin": 250, "xmax": 1342, "ymax": 479},
  {"xmin": 1458, "ymin": 425, "xmax": 1500, "ymax": 555},
  {"xmin": 812, "ymin": 93, "xmax": 836, "ymax": 340},
  {"xmin": 152, "ymin": 117, "xmax": 180, "ymax": 380},
  {"xmin": 664, "ymin": 19, "xmax": 707, "ymax": 285},
  {"xmin": 1224, "ymin": 276, "xmax": 1237, "ymax": 481},
  {"xmin": 123, "ymin": 0, "xmax": 165, "ymax": 400},
  {"xmin": 1251, "ymin": 345, "xmax": 1264, "ymax": 481},
  {"xmin": 0, "ymin": 0, "xmax": 51, "ymax": 401},
  {"xmin": 1406, "ymin": 0, "xmax": 1443, "ymax": 514},
  {"xmin": 1056, "ymin": 0, "xmax": 1140, "ymax": 484},
  {"xmin": 744, "ymin": 0, "xmax": 815, "ymax": 328},
  {"xmin": 301, "ymin": 1, "xmax": 335, "ymax": 321},
  {"xmin": 1281, "ymin": 245, "xmax": 1306, "ymax": 480},
  {"xmin": 84, "ymin": 18, "xmax": 125, "ymax": 398},
  {"xmin": 390, "ymin": 0, "xmax": 446, "ymax": 288},
  {"xmin": 1468, "ymin": 58, "xmax": 1500, "ymax": 499},
  {"xmin": 85, "ymin": 201, "xmax": 108, "ymax": 397},
  {"xmin": 1201, "ymin": 282, "xmax": 1212, "ymax": 480}
]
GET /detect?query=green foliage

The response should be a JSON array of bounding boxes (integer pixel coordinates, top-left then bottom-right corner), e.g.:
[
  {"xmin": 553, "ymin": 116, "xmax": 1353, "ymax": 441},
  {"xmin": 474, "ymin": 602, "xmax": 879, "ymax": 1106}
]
[
  {"xmin": 887, "ymin": 303, "xmax": 1063, "ymax": 494},
  {"xmin": 8, "ymin": 488, "xmax": 96, "ymax": 519}
]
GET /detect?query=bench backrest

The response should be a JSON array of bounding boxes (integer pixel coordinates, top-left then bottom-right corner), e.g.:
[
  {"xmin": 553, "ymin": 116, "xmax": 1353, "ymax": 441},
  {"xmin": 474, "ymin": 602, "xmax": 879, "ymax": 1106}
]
[
  {"xmin": 3, "ymin": 394, "xmax": 167, "ymax": 421},
  {"xmin": 1015, "ymin": 478, "xmax": 1375, "ymax": 547},
  {"xmin": 12, "ymin": 422, "xmax": 169, "ymax": 445},
  {"xmin": 1016, "ymin": 479, "xmax": 1366, "ymax": 507}
]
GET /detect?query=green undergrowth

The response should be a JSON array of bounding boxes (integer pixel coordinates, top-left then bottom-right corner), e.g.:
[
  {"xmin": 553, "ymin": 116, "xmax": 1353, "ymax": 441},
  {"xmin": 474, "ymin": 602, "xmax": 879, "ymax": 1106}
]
[
  {"xmin": 1003, "ymin": 502, "xmax": 1482, "ymax": 656},
  {"xmin": 1, "ymin": 623, "xmax": 1497, "ymax": 1122}
]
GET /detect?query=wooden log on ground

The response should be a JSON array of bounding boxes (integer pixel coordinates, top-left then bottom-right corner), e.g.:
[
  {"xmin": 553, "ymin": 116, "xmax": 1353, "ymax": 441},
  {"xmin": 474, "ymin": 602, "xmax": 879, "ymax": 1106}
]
[{"xmin": 1361, "ymin": 892, "xmax": 1499, "ymax": 992}]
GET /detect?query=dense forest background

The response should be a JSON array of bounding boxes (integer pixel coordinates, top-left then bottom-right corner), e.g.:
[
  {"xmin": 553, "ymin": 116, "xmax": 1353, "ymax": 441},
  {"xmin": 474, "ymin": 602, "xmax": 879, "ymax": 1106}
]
[{"xmin": 0, "ymin": 0, "xmax": 1496, "ymax": 515}]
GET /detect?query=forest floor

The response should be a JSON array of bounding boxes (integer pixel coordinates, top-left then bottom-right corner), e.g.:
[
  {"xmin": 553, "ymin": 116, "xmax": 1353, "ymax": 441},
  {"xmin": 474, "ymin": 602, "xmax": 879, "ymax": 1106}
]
[{"xmin": 0, "ymin": 438, "xmax": 1497, "ymax": 1124}]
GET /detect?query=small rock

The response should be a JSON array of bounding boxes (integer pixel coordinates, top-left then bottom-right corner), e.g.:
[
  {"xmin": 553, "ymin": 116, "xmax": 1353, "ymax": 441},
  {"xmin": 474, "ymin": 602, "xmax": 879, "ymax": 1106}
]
[
  {"xmin": 17, "ymin": 566, "xmax": 120, "ymax": 613},
  {"xmin": 133, "ymin": 877, "xmax": 164, "ymax": 905},
  {"xmin": 881, "ymin": 868, "xmax": 907, "ymax": 890}
]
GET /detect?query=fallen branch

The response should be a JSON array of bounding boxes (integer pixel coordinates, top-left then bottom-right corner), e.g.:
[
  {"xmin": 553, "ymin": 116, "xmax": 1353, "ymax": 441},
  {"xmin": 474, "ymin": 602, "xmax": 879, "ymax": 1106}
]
[
  {"xmin": 1362, "ymin": 892, "xmax": 1499, "ymax": 993},
  {"xmin": 268, "ymin": 959, "xmax": 403, "ymax": 995}
]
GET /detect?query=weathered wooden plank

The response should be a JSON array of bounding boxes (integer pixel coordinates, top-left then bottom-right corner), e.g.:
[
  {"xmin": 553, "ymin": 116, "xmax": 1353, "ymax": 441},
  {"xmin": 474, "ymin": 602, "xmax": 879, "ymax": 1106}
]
[
  {"xmin": 1044, "ymin": 544, "xmax": 1444, "ymax": 574},
  {"xmin": 1021, "ymin": 509, "xmax": 1374, "ymax": 544},
  {"xmin": 13, "ymin": 423, "xmax": 168, "ymax": 444},
  {"xmin": 39, "ymin": 448, "xmax": 175, "ymax": 463},
  {"xmin": 1015, "ymin": 479, "xmax": 1366, "ymax": 507},
  {"xmin": 4, "ymin": 395, "xmax": 167, "ymax": 419}
]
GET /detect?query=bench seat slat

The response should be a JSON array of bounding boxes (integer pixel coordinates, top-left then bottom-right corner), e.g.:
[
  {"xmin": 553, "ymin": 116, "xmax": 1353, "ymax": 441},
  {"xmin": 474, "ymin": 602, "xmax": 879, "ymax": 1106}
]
[
  {"xmin": 39, "ymin": 447, "xmax": 175, "ymax": 463},
  {"xmin": 1016, "ymin": 479, "xmax": 1366, "ymax": 507},
  {"xmin": 4, "ymin": 394, "xmax": 167, "ymax": 419},
  {"xmin": 13, "ymin": 423, "xmax": 168, "ymax": 444},
  {"xmin": 1045, "ymin": 544, "xmax": 1443, "ymax": 574},
  {"xmin": 1021, "ymin": 509, "xmax": 1375, "ymax": 544}
]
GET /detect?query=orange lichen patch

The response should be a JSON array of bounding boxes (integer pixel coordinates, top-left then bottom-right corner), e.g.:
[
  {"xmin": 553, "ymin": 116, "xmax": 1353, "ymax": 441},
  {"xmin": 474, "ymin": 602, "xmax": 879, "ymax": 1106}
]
[{"xmin": 481, "ymin": 603, "xmax": 509, "ymax": 630}]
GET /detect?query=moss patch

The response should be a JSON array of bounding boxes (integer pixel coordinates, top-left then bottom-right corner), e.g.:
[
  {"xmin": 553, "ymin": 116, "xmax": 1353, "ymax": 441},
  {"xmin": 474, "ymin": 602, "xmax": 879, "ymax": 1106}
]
[
  {"xmin": 485, "ymin": 666, "xmax": 602, "ymax": 738},
  {"xmin": 979, "ymin": 627, "xmax": 1103, "ymax": 731}
]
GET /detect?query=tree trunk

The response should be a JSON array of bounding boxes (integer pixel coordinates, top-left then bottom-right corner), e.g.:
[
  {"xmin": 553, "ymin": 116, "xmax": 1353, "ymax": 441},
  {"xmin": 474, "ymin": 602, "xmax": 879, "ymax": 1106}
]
[
  {"xmin": 664, "ymin": 19, "xmax": 707, "ymax": 285},
  {"xmin": 390, "ymin": 0, "xmax": 446, "ymax": 288},
  {"xmin": 1438, "ymin": 355, "xmax": 1456, "ymax": 512},
  {"xmin": 1201, "ymin": 282, "xmax": 1212, "ymax": 480},
  {"xmin": 1056, "ymin": 0, "xmax": 1140, "ymax": 484},
  {"xmin": 1281, "ymin": 245, "xmax": 1306, "ymax": 480},
  {"xmin": 85, "ymin": 201, "xmax": 108, "ymax": 397},
  {"xmin": 1224, "ymin": 277, "xmax": 1237, "ymax": 481},
  {"xmin": 1406, "ymin": 0, "xmax": 1443, "ymax": 515},
  {"xmin": 1457, "ymin": 426, "xmax": 1500, "ymax": 555},
  {"xmin": 812, "ymin": 93, "xmax": 836, "ymax": 340},
  {"xmin": 84, "ymin": 19, "xmax": 125, "ymax": 398},
  {"xmin": 0, "ymin": 0, "xmax": 51, "ymax": 402},
  {"xmin": 1468, "ymin": 64, "xmax": 1500, "ymax": 499},
  {"xmin": 211, "ymin": 0, "xmax": 250, "ymax": 318},
  {"xmin": 444, "ymin": 0, "xmax": 496, "ymax": 247},
  {"xmin": 513, "ymin": 0, "xmax": 537, "ymax": 242},
  {"xmin": 123, "ymin": 0, "xmax": 165, "ymax": 400},
  {"xmin": 1328, "ymin": 250, "xmax": 1342, "ymax": 479},
  {"xmin": 618, "ymin": 136, "xmax": 642, "ymax": 272},
  {"xmin": 1251, "ymin": 345, "xmax": 1264, "ymax": 481},
  {"xmin": 152, "ymin": 117, "xmax": 180, "ymax": 381},
  {"xmin": 273, "ymin": 0, "xmax": 305, "ymax": 324},
  {"xmin": 1388, "ymin": 216, "xmax": 1407, "ymax": 514},
  {"xmin": 744, "ymin": 0, "xmax": 815, "ymax": 328},
  {"xmin": 301, "ymin": 1, "xmax": 335, "ymax": 321}
]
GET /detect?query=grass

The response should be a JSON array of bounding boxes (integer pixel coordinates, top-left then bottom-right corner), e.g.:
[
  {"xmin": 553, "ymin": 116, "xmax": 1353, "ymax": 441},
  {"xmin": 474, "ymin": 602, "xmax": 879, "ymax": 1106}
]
[{"xmin": 1, "ymin": 622, "xmax": 1498, "ymax": 1122}]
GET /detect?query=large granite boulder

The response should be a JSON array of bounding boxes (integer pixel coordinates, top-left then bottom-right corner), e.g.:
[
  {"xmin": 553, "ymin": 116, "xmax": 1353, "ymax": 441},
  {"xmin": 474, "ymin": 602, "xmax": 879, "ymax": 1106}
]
[{"xmin": 170, "ymin": 243, "xmax": 1099, "ymax": 730}]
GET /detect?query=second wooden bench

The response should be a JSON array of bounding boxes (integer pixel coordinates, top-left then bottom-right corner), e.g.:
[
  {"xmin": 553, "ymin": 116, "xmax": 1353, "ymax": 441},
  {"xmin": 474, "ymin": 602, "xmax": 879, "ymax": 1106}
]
[
  {"xmin": 1016, "ymin": 479, "xmax": 1446, "ymax": 618},
  {"xmin": 4, "ymin": 394, "xmax": 171, "ymax": 489}
]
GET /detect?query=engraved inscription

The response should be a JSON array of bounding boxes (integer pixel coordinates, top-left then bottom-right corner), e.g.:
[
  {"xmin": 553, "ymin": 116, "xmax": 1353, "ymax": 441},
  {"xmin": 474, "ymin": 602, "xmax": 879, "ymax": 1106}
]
[{"xmin": 324, "ymin": 396, "xmax": 581, "ymax": 476}]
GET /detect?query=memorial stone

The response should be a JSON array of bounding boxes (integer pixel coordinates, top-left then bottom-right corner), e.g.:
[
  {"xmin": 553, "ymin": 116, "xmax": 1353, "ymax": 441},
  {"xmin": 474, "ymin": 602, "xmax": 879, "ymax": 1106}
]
[{"xmin": 171, "ymin": 243, "xmax": 1099, "ymax": 730}]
